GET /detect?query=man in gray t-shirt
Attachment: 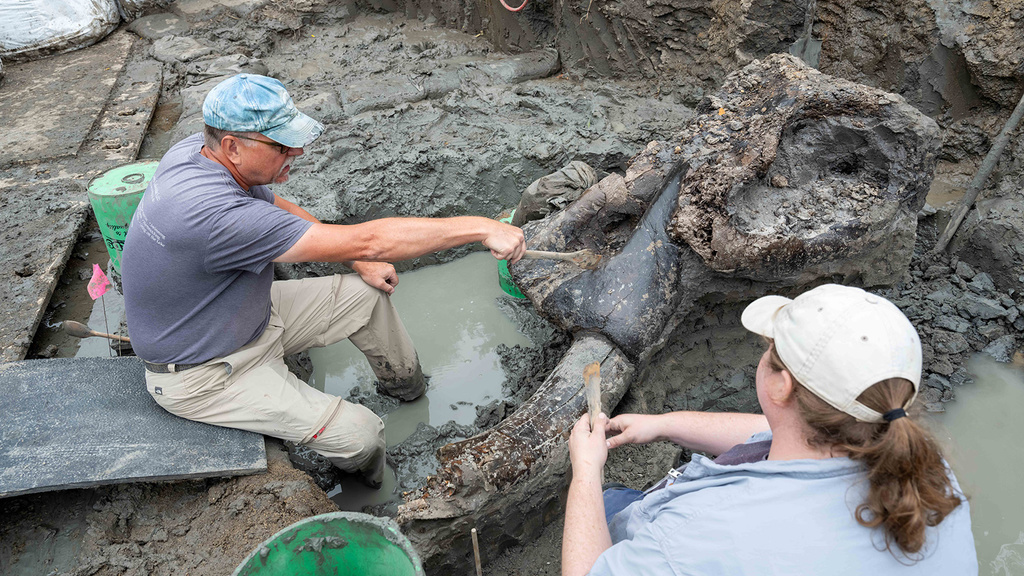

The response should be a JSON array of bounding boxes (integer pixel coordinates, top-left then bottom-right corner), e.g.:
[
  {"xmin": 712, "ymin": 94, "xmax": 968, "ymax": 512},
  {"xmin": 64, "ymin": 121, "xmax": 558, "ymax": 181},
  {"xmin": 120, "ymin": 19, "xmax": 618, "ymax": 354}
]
[{"xmin": 121, "ymin": 74, "xmax": 525, "ymax": 487}]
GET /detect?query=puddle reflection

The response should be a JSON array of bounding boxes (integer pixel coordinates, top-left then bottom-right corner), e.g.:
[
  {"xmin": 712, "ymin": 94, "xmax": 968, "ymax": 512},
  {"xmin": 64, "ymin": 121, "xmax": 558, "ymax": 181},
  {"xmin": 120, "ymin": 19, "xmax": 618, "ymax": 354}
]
[
  {"xmin": 309, "ymin": 252, "xmax": 532, "ymax": 446},
  {"xmin": 930, "ymin": 354, "xmax": 1024, "ymax": 575}
]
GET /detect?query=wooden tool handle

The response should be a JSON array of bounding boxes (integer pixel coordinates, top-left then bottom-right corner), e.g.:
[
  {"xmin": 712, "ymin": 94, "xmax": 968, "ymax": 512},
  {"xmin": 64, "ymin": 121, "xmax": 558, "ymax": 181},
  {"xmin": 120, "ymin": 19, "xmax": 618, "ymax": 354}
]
[{"xmin": 523, "ymin": 249, "xmax": 575, "ymax": 262}]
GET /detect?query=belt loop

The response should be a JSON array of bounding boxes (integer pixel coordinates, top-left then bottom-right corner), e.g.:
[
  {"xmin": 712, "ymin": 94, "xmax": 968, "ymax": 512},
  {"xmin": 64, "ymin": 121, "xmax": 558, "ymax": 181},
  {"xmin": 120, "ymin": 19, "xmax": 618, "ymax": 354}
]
[
  {"xmin": 167, "ymin": 363, "xmax": 177, "ymax": 373},
  {"xmin": 223, "ymin": 362, "xmax": 232, "ymax": 375}
]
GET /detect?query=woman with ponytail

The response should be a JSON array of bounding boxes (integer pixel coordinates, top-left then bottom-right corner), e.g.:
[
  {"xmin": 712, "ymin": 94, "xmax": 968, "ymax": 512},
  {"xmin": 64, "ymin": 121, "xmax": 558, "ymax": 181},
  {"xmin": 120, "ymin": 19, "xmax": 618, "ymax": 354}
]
[{"xmin": 563, "ymin": 284, "xmax": 977, "ymax": 576}]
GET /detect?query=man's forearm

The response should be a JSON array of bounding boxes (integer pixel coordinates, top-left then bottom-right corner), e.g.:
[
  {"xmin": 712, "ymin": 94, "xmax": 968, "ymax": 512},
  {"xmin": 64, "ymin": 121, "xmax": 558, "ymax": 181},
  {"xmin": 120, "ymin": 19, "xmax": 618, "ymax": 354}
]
[
  {"xmin": 274, "ymin": 194, "xmax": 320, "ymax": 224},
  {"xmin": 562, "ymin": 475, "xmax": 612, "ymax": 576},
  {"xmin": 656, "ymin": 411, "xmax": 769, "ymax": 456},
  {"xmin": 276, "ymin": 216, "xmax": 502, "ymax": 264}
]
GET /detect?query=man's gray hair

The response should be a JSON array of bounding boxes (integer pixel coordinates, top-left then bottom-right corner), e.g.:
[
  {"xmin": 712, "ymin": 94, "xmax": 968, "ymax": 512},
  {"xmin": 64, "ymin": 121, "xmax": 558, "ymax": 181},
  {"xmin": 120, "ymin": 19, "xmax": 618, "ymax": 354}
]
[{"xmin": 203, "ymin": 125, "xmax": 256, "ymax": 150}]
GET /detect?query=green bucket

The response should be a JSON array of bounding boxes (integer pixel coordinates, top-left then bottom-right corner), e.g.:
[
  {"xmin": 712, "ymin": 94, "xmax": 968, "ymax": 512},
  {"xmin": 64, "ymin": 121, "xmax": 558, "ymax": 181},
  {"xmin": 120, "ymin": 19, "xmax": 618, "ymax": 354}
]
[
  {"xmin": 498, "ymin": 210, "xmax": 527, "ymax": 299},
  {"xmin": 232, "ymin": 512, "xmax": 424, "ymax": 576},
  {"xmin": 87, "ymin": 160, "xmax": 159, "ymax": 273}
]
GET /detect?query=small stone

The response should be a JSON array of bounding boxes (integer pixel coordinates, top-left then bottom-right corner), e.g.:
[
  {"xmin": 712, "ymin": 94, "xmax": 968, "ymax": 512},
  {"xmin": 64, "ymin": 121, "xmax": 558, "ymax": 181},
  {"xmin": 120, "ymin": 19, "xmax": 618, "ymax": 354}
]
[
  {"xmin": 923, "ymin": 265, "xmax": 950, "ymax": 279},
  {"xmin": 926, "ymin": 285, "xmax": 955, "ymax": 304},
  {"xmin": 933, "ymin": 315, "xmax": 970, "ymax": 333},
  {"xmin": 925, "ymin": 402, "xmax": 945, "ymax": 413},
  {"xmin": 728, "ymin": 120, "xmax": 744, "ymax": 131},
  {"xmin": 928, "ymin": 356, "xmax": 955, "ymax": 376},
  {"xmin": 931, "ymin": 330, "xmax": 969, "ymax": 354},
  {"xmin": 949, "ymin": 367, "xmax": 971, "ymax": 387},
  {"xmin": 922, "ymin": 387, "xmax": 942, "ymax": 403},
  {"xmin": 925, "ymin": 373, "xmax": 952, "ymax": 390},
  {"xmin": 958, "ymin": 292, "xmax": 1008, "ymax": 319},
  {"xmin": 967, "ymin": 272, "xmax": 996, "ymax": 295},
  {"xmin": 954, "ymin": 261, "xmax": 975, "ymax": 279},
  {"xmin": 977, "ymin": 322, "xmax": 1005, "ymax": 341},
  {"xmin": 771, "ymin": 175, "xmax": 789, "ymax": 187},
  {"xmin": 982, "ymin": 335, "xmax": 1017, "ymax": 362}
]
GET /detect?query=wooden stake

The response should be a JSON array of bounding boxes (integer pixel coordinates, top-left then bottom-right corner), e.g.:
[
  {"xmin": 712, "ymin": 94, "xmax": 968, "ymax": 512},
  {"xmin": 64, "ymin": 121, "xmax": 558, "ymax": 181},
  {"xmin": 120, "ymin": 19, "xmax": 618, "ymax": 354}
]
[
  {"xmin": 933, "ymin": 88, "xmax": 1024, "ymax": 254},
  {"xmin": 583, "ymin": 362, "xmax": 602, "ymax": 429},
  {"xmin": 471, "ymin": 527, "xmax": 483, "ymax": 576}
]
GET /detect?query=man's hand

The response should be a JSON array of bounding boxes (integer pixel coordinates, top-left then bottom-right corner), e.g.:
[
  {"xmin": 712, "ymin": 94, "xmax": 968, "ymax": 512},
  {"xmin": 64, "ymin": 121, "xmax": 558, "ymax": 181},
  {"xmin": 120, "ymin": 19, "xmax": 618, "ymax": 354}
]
[
  {"xmin": 569, "ymin": 413, "xmax": 609, "ymax": 483},
  {"xmin": 351, "ymin": 261, "xmax": 399, "ymax": 295},
  {"xmin": 483, "ymin": 220, "xmax": 526, "ymax": 264},
  {"xmin": 605, "ymin": 413, "xmax": 665, "ymax": 450}
]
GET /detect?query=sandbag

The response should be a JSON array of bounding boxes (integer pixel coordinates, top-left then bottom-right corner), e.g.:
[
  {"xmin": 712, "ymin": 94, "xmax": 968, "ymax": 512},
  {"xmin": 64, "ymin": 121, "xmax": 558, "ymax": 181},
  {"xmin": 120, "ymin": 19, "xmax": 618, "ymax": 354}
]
[
  {"xmin": 0, "ymin": 0, "xmax": 120, "ymax": 60},
  {"xmin": 512, "ymin": 161, "xmax": 599, "ymax": 226}
]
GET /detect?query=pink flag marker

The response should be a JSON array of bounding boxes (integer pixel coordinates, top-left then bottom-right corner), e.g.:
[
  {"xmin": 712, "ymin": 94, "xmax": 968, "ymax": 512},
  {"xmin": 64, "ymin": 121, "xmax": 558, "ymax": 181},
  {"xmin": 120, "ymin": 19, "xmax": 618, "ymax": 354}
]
[{"xmin": 87, "ymin": 263, "xmax": 110, "ymax": 300}]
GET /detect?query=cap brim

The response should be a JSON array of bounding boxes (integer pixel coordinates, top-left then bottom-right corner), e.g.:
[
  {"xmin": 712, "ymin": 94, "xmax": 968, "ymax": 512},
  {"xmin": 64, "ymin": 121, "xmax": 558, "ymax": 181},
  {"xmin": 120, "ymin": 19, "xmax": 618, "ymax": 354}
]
[
  {"xmin": 741, "ymin": 295, "xmax": 793, "ymax": 339},
  {"xmin": 262, "ymin": 110, "xmax": 325, "ymax": 148}
]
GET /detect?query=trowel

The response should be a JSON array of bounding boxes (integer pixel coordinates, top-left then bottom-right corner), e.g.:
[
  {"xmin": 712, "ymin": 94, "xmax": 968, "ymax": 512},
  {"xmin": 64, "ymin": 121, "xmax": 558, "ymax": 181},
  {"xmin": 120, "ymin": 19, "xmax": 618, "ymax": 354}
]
[{"xmin": 521, "ymin": 249, "xmax": 603, "ymax": 269}]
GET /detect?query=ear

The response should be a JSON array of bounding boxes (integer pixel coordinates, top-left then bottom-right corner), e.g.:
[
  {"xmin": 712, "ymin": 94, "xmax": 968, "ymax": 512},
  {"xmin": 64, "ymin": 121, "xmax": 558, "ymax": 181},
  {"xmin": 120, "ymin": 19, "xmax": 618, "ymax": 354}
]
[
  {"xmin": 222, "ymin": 136, "xmax": 243, "ymax": 163},
  {"xmin": 766, "ymin": 369, "xmax": 795, "ymax": 406}
]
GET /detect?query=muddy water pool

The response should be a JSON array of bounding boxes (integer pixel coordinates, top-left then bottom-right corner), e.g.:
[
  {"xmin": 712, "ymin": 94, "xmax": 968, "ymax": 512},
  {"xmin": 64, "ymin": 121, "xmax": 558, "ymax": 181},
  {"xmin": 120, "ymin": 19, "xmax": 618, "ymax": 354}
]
[
  {"xmin": 308, "ymin": 251, "xmax": 534, "ymax": 447},
  {"xmin": 931, "ymin": 355, "xmax": 1024, "ymax": 575}
]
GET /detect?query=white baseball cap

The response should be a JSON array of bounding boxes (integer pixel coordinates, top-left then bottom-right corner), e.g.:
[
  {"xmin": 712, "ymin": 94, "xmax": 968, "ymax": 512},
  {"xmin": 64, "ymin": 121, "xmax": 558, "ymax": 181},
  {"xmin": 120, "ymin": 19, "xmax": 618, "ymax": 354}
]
[{"xmin": 741, "ymin": 284, "xmax": 922, "ymax": 423}]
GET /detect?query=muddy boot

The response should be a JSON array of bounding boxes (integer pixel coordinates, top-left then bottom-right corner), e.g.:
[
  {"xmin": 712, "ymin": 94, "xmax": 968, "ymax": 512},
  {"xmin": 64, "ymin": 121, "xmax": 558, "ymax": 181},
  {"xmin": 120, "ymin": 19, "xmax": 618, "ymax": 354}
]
[
  {"xmin": 328, "ymin": 439, "xmax": 386, "ymax": 490},
  {"xmin": 374, "ymin": 362, "xmax": 427, "ymax": 401}
]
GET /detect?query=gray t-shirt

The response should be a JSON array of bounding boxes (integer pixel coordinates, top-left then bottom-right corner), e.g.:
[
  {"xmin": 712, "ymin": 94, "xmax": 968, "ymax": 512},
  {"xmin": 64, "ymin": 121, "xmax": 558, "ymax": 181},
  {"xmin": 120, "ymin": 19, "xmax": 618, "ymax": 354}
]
[{"xmin": 122, "ymin": 133, "xmax": 313, "ymax": 364}]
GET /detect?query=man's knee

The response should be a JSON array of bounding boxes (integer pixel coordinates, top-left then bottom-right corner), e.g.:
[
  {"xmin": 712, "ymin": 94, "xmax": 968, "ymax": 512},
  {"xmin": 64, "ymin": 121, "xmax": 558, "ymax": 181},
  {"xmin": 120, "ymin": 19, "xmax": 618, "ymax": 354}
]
[{"xmin": 315, "ymin": 403, "xmax": 385, "ymax": 470}]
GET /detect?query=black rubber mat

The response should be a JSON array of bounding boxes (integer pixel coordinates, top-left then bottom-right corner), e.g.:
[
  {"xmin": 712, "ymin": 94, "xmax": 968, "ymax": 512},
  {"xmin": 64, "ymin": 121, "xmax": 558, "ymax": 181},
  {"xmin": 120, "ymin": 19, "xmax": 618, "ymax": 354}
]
[{"xmin": 0, "ymin": 356, "xmax": 265, "ymax": 498}]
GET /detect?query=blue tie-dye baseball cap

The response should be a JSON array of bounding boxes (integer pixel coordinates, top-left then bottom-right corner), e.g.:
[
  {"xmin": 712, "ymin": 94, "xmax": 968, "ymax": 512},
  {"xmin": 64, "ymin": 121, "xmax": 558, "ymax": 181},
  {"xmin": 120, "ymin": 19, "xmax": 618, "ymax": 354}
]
[{"xmin": 202, "ymin": 74, "xmax": 324, "ymax": 148}]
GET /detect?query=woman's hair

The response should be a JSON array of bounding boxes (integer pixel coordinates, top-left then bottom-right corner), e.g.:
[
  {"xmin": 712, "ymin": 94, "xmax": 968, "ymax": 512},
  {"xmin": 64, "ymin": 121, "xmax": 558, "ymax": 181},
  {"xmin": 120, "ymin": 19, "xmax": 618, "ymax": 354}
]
[{"xmin": 766, "ymin": 343, "xmax": 963, "ymax": 558}]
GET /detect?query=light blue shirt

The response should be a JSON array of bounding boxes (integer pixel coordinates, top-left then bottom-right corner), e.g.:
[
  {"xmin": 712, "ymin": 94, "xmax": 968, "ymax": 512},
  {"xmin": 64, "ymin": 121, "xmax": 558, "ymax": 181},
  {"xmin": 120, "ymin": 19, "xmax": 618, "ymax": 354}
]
[{"xmin": 593, "ymin": 432, "xmax": 977, "ymax": 575}]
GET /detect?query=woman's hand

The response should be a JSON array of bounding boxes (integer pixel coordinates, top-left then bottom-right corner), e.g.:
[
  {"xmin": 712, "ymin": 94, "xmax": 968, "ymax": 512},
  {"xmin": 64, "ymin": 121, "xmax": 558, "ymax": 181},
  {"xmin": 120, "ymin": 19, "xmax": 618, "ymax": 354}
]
[
  {"xmin": 568, "ymin": 413, "xmax": 609, "ymax": 483},
  {"xmin": 606, "ymin": 413, "xmax": 664, "ymax": 450}
]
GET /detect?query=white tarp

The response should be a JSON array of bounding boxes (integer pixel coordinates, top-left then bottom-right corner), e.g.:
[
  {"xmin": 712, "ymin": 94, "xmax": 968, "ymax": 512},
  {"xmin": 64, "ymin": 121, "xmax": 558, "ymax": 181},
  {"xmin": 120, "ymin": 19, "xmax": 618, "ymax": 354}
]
[{"xmin": 0, "ymin": 0, "xmax": 120, "ymax": 59}]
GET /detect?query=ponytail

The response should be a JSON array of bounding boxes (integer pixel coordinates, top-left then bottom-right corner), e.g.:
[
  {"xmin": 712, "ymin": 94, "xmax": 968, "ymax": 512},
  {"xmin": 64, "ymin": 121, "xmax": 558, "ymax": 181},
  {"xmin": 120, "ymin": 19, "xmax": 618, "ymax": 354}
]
[{"xmin": 767, "ymin": 346, "xmax": 963, "ymax": 557}]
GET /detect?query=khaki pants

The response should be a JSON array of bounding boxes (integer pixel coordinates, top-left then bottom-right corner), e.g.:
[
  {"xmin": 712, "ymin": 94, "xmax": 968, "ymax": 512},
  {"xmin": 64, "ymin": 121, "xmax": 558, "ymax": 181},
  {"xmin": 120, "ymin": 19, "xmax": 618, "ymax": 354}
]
[{"xmin": 144, "ymin": 274, "xmax": 424, "ymax": 484}]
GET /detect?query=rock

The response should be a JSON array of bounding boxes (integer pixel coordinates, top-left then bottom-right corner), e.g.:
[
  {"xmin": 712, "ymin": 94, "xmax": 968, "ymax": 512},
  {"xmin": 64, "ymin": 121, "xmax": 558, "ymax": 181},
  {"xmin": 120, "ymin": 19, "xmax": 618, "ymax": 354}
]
[
  {"xmin": 127, "ymin": 13, "xmax": 190, "ymax": 41},
  {"xmin": 192, "ymin": 54, "xmax": 269, "ymax": 80},
  {"xmin": 296, "ymin": 92, "xmax": 343, "ymax": 123},
  {"xmin": 922, "ymin": 386, "xmax": 942, "ymax": 403},
  {"xmin": 952, "ymin": 198, "xmax": 1024, "ymax": 296},
  {"xmin": 954, "ymin": 261, "xmax": 976, "ymax": 280},
  {"xmin": 931, "ymin": 331, "xmax": 969, "ymax": 355},
  {"xmin": 928, "ymin": 356, "xmax": 955, "ymax": 376},
  {"xmin": 925, "ymin": 373, "xmax": 952, "ymax": 391},
  {"xmin": 967, "ymin": 272, "xmax": 996, "ymax": 295},
  {"xmin": 934, "ymin": 314, "xmax": 970, "ymax": 333},
  {"xmin": 958, "ymin": 292, "xmax": 1008, "ymax": 319},
  {"xmin": 925, "ymin": 283, "xmax": 956, "ymax": 304},
  {"xmin": 152, "ymin": 36, "xmax": 214, "ymax": 64},
  {"xmin": 983, "ymin": 335, "xmax": 1017, "ymax": 362},
  {"xmin": 923, "ymin": 264, "xmax": 951, "ymax": 279},
  {"xmin": 977, "ymin": 322, "xmax": 1006, "ymax": 341}
]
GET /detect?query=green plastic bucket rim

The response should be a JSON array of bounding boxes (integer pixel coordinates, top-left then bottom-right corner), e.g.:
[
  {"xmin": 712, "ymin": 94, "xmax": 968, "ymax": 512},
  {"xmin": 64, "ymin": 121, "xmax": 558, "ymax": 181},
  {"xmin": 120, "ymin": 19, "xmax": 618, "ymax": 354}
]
[
  {"xmin": 231, "ymin": 511, "xmax": 425, "ymax": 576},
  {"xmin": 87, "ymin": 160, "xmax": 160, "ymax": 196},
  {"xmin": 498, "ymin": 210, "xmax": 527, "ymax": 299}
]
